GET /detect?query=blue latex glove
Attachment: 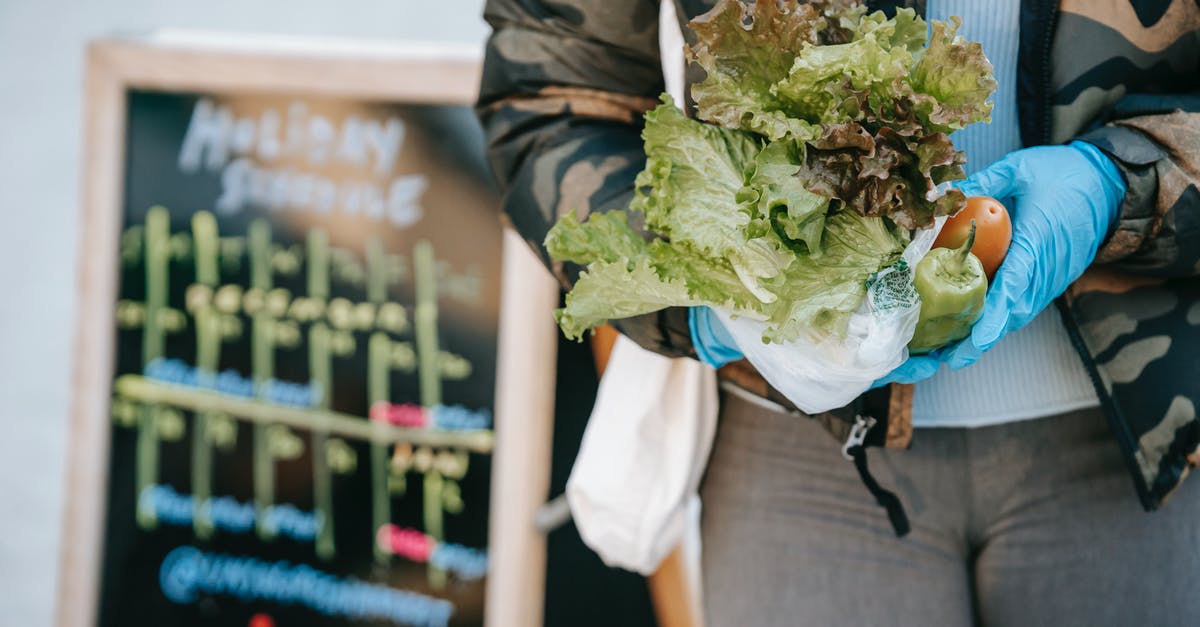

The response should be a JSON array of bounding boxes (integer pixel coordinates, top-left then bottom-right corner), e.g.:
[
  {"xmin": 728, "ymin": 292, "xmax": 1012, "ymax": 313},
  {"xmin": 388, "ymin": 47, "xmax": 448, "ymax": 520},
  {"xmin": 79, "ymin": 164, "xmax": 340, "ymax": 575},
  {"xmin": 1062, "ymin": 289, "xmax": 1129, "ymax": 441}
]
[
  {"xmin": 689, "ymin": 306, "xmax": 743, "ymax": 369},
  {"xmin": 874, "ymin": 141, "xmax": 1126, "ymax": 387}
]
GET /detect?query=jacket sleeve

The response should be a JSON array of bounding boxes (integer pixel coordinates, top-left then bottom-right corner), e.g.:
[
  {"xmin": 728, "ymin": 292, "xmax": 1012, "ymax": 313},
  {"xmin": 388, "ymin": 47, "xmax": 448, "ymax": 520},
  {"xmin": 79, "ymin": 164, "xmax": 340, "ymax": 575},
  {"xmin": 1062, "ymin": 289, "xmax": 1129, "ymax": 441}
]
[
  {"xmin": 1077, "ymin": 98, "xmax": 1200, "ymax": 277},
  {"xmin": 476, "ymin": 0, "xmax": 696, "ymax": 357}
]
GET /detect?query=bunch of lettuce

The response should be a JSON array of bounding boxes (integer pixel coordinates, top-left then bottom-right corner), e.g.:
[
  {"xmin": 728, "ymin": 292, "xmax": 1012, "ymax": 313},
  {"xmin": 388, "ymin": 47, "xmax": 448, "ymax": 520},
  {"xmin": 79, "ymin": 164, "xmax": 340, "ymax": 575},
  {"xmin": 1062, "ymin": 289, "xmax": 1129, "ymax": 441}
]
[{"xmin": 547, "ymin": 0, "xmax": 996, "ymax": 344}]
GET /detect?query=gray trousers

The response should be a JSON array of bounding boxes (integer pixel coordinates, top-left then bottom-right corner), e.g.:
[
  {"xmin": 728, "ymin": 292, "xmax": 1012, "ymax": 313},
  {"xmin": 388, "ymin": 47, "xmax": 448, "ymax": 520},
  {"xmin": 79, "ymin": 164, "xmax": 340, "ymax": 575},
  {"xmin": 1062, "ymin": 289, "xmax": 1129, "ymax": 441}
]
[{"xmin": 700, "ymin": 393, "xmax": 1200, "ymax": 627}]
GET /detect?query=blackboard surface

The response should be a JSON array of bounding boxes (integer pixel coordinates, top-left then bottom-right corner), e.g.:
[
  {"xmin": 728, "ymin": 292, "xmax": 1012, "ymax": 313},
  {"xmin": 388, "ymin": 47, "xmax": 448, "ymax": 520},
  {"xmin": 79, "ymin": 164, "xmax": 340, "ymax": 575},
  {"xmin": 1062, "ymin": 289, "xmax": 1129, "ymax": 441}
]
[{"xmin": 98, "ymin": 90, "xmax": 502, "ymax": 627}]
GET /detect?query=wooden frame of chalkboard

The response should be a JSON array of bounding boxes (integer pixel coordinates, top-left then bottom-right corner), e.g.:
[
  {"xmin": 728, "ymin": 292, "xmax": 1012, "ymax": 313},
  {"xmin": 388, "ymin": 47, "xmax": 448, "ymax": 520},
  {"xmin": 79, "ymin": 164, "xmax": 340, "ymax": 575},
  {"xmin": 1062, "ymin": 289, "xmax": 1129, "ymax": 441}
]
[{"xmin": 59, "ymin": 35, "xmax": 559, "ymax": 627}]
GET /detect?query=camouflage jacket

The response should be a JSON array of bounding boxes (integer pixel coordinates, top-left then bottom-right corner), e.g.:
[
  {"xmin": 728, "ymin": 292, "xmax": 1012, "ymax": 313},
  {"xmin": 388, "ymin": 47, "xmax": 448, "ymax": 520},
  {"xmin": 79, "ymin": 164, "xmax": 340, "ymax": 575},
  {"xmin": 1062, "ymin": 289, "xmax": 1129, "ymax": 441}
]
[{"xmin": 477, "ymin": 0, "xmax": 1200, "ymax": 512}]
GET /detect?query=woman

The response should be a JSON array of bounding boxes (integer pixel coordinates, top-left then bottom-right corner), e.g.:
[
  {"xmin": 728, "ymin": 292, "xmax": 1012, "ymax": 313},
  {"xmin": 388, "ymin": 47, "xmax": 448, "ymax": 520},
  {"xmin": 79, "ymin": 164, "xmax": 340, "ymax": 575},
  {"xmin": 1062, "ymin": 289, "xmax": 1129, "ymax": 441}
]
[{"xmin": 477, "ymin": 0, "xmax": 1200, "ymax": 623}]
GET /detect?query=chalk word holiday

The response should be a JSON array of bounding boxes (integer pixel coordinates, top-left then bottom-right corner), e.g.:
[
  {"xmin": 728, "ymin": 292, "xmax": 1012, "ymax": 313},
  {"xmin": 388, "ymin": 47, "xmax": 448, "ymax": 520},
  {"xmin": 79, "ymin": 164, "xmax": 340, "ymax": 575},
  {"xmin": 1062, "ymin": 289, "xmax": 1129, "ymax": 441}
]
[{"xmin": 178, "ymin": 99, "xmax": 427, "ymax": 227}]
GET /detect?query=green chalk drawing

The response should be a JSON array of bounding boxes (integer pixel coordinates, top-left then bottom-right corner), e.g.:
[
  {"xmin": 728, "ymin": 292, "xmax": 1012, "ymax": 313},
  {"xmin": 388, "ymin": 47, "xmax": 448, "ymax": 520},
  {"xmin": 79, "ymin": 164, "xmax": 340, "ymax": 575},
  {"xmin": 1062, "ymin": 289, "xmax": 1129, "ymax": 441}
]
[
  {"xmin": 367, "ymin": 238, "xmax": 396, "ymax": 565},
  {"xmin": 115, "ymin": 376, "xmax": 492, "ymax": 452},
  {"xmin": 309, "ymin": 227, "xmax": 336, "ymax": 560},
  {"xmin": 135, "ymin": 404, "xmax": 159, "ymax": 530},
  {"xmin": 442, "ymin": 480, "xmax": 464, "ymax": 515},
  {"xmin": 367, "ymin": 238, "xmax": 392, "ymax": 559},
  {"xmin": 369, "ymin": 330, "xmax": 391, "ymax": 565},
  {"xmin": 425, "ymin": 469, "xmax": 447, "ymax": 590},
  {"xmin": 413, "ymin": 240, "xmax": 441, "ymax": 409},
  {"xmin": 191, "ymin": 211, "xmax": 221, "ymax": 539},
  {"xmin": 249, "ymin": 219, "xmax": 277, "ymax": 542},
  {"xmin": 190, "ymin": 409, "xmax": 214, "ymax": 539},
  {"xmin": 413, "ymin": 239, "xmax": 448, "ymax": 589},
  {"xmin": 135, "ymin": 207, "xmax": 170, "ymax": 529},
  {"xmin": 116, "ymin": 208, "xmax": 492, "ymax": 587},
  {"xmin": 142, "ymin": 207, "xmax": 169, "ymax": 367},
  {"xmin": 326, "ymin": 439, "xmax": 357, "ymax": 474}
]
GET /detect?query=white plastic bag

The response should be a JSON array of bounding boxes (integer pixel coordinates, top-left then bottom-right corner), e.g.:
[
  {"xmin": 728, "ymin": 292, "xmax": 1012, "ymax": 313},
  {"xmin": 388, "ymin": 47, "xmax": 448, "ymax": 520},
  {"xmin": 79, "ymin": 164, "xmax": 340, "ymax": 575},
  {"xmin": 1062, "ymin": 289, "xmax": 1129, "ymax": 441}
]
[
  {"xmin": 565, "ymin": 335, "xmax": 718, "ymax": 575},
  {"xmin": 717, "ymin": 217, "xmax": 946, "ymax": 414}
]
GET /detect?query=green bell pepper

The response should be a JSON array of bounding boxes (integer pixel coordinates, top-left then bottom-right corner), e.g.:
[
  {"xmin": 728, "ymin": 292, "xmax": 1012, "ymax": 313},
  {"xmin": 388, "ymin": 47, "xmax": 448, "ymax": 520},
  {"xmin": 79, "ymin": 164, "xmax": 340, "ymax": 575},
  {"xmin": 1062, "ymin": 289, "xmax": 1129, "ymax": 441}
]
[{"xmin": 909, "ymin": 220, "xmax": 987, "ymax": 354}]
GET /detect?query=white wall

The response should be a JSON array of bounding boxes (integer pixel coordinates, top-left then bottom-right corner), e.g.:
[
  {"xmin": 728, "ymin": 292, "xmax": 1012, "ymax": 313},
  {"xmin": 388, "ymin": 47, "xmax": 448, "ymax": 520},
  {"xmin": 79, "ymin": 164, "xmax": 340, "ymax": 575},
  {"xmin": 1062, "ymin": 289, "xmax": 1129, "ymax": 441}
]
[{"xmin": 0, "ymin": 2, "xmax": 488, "ymax": 625}]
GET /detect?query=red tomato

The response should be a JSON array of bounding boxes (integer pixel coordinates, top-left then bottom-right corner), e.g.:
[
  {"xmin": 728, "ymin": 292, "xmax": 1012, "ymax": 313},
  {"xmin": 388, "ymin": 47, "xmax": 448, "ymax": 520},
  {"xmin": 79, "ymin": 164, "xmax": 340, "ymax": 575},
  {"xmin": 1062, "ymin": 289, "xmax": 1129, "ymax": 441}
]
[{"xmin": 934, "ymin": 196, "xmax": 1012, "ymax": 280}]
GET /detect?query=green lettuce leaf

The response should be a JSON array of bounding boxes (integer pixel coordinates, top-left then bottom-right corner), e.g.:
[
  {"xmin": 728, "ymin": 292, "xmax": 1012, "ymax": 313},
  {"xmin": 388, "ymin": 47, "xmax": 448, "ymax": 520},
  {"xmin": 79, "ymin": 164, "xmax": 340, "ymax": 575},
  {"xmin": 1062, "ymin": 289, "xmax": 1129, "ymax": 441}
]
[
  {"xmin": 544, "ymin": 210, "xmax": 647, "ymax": 266},
  {"xmin": 745, "ymin": 140, "xmax": 829, "ymax": 254},
  {"xmin": 632, "ymin": 98, "xmax": 797, "ymax": 302},
  {"xmin": 686, "ymin": 0, "xmax": 856, "ymax": 140},
  {"xmin": 763, "ymin": 210, "xmax": 907, "ymax": 343},
  {"xmin": 772, "ymin": 9, "xmax": 921, "ymax": 126},
  {"xmin": 908, "ymin": 17, "xmax": 997, "ymax": 132},
  {"xmin": 646, "ymin": 240, "xmax": 763, "ymax": 312},
  {"xmin": 550, "ymin": 209, "xmax": 906, "ymax": 343},
  {"xmin": 550, "ymin": 227, "xmax": 763, "ymax": 340},
  {"xmin": 555, "ymin": 257, "xmax": 698, "ymax": 341},
  {"xmin": 815, "ymin": 0, "xmax": 870, "ymax": 44},
  {"xmin": 631, "ymin": 97, "xmax": 760, "ymax": 244},
  {"xmin": 853, "ymin": 6, "xmax": 926, "ymax": 52}
]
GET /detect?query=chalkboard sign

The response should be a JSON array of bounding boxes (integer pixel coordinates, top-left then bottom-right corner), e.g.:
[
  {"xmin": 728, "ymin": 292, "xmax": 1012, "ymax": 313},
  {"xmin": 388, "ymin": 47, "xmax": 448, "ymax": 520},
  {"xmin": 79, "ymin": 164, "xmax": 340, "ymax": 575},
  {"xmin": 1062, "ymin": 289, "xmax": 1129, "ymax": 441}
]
[{"xmin": 60, "ymin": 37, "xmax": 559, "ymax": 627}]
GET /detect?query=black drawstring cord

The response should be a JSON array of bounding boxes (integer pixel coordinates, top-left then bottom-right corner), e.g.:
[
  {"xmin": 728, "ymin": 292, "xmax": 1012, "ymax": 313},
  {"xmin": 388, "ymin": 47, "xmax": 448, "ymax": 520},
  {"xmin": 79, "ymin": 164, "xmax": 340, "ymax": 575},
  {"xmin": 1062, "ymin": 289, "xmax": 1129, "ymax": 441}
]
[{"xmin": 847, "ymin": 444, "xmax": 911, "ymax": 537}]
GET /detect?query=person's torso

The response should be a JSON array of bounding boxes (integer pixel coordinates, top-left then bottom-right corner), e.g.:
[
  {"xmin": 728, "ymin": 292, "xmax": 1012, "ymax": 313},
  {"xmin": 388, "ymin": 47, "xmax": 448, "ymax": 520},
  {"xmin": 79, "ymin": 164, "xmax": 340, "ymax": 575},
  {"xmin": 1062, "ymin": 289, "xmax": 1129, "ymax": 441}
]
[
  {"xmin": 669, "ymin": 0, "xmax": 1200, "ymax": 503},
  {"xmin": 671, "ymin": 0, "xmax": 1199, "ymax": 421}
]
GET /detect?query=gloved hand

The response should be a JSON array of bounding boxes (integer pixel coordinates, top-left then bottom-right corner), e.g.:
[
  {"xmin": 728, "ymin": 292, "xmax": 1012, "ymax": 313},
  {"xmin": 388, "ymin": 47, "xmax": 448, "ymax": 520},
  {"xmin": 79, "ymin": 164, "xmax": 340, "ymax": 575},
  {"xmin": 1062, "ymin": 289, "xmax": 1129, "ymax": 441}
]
[
  {"xmin": 689, "ymin": 306, "xmax": 743, "ymax": 369},
  {"xmin": 874, "ymin": 140, "xmax": 1126, "ymax": 386}
]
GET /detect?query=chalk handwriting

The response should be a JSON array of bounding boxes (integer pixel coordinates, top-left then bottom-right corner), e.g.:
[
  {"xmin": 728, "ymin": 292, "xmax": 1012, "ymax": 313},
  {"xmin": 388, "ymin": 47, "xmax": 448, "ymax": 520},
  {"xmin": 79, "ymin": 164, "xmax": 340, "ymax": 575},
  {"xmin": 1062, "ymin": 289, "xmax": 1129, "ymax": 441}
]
[
  {"xmin": 179, "ymin": 100, "xmax": 404, "ymax": 176},
  {"xmin": 177, "ymin": 99, "xmax": 426, "ymax": 227},
  {"xmin": 139, "ymin": 484, "xmax": 321, "ymax": 541},
  {"xmin": 159, "ymin": 546, "xmax": 454, "ymax": 627},
  {"xmin": 214, "ymin": 158, "xmax": 426, "ymax": 227}
]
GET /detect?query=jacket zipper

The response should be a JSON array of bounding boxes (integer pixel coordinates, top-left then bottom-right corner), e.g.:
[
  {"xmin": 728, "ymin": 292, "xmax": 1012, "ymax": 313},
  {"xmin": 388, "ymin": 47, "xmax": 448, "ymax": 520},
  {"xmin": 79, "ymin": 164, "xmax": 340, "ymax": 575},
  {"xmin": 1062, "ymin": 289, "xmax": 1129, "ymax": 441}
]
[
  {"xmin": 1034, "ymin": 1, "xmax": 1158, "ymax": 510},
  {"xmin": 1055, "ymin": 299, "xmax": 1157, "ymax": 510},
  {"xmin": 1037, "ymin": 0, "xmax": 1057, "ymax": 145}
]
